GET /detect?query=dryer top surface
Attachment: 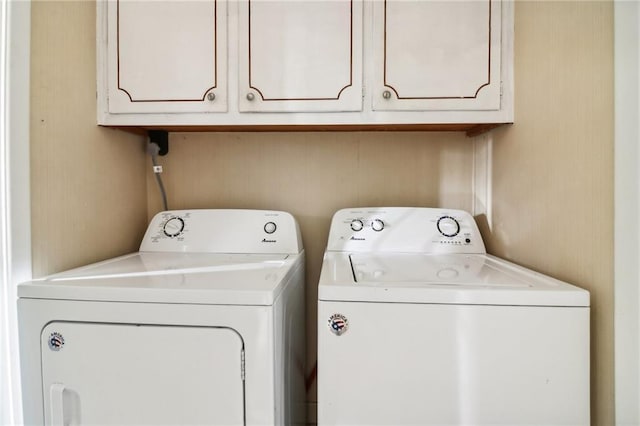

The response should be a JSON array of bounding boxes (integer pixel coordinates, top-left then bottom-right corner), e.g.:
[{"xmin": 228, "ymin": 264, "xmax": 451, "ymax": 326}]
[{"xmin": 19, "ymin": 252, "xmax": 303, "ymax": 306}]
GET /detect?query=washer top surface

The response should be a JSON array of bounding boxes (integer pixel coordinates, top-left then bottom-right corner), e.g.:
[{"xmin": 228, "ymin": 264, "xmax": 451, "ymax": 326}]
[
  {"xmin": 19, "ymin": 209, "xmax": 304, "ymax": 306},
  {"xmin": 318, "ymin": 207, "xmax": 589, "ymax": 307},
  {"xmin": 319, "ymin": 252, "xmax": 588, "ymax": 306}
]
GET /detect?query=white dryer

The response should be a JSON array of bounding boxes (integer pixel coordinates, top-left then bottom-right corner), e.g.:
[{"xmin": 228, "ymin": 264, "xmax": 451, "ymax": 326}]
[
  {"xmin": 317, "ymin": 207, "xmax": 590, "ymax": 426},
  {"xmin": 19, "ymin": 209, "xmax": 305, "ymax": 426}
]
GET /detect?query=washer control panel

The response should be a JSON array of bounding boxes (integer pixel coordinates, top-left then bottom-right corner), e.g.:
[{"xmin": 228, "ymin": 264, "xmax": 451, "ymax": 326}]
[
  {"xmin": 140, "ymin": 209, "xmax": 303, "ymax": 254},
  {"xmin": 326, "ymin": 207, "xmax": 486, "ymax": 254}
]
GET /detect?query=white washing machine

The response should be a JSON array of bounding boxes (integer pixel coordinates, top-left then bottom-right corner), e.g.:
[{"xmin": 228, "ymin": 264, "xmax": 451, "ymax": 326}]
[
  {"xmin": 18, "ymin": 209, "xmax": 305, "ymax": 426},
  {"xmin": 317, "ymin": 207, "xmax": 590, "ymax": 426}
]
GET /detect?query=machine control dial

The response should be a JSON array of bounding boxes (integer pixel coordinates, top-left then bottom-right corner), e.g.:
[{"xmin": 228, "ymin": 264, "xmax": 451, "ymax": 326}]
[
  {"xmin": 350, "ymin": 219, "xmax": 364, "ymax": 232},
  {"xmin": 264, "ymin": 221, "xmax": 277, "ymax": 234},
  {"xmin": 437, "ymin": 216, "xmax": 460, "ymax": 237},
  {"xmin": 163, "ymin": 216, "xmax": 185, "ymax": 238},
  {"xmin": 371, "ymin": 219, "xmax": 385, "ymax": 232}
]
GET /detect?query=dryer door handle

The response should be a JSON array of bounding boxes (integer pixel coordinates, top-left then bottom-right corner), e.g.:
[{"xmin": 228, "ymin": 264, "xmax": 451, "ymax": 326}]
[{"xmin": 50, "ymin": 383, "xmax": 66, "ymax": 426}]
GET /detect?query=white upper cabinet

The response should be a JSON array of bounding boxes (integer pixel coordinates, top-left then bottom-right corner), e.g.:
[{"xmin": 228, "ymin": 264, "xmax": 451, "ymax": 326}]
[
  {"xmin": 102, "ymin": 0, "xmax": 227, "ymax": 114},
  {"xmin": 97, "ymin": 0, "xmax": 513, "ymax": 130},
  {"xmin": 372, "ymin": 0, "xmax": 502, "ymax": 112},
  {"xmin": 238, "ymin": 0, "xmax": 363, "ymax": 112}
]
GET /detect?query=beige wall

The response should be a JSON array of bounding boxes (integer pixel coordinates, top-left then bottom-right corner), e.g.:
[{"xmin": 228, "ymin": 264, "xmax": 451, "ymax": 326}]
[
  {"xmin": 30, "ymin": 0, "xmax": 148, "ymax": 277},
  {"xmin": 30, "ymin": 0, "xmax": 615, "ymax": 424},
  {"xmin": 488, "ymin": 1, "xmax": 614, "ymax": 424}
]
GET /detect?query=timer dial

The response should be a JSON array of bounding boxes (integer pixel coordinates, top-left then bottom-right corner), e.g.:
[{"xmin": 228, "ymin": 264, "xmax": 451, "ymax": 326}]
[
  {"xmin": 163, "ymin": 217, "xmax": 185, "ymax": 238},
  {"xmin": 437, "ymin": 216, "xmax": 460, "ymax": 237},
  {"xmin": 264, "ymin": 221, "xmax": 277, "ymax": 234}
]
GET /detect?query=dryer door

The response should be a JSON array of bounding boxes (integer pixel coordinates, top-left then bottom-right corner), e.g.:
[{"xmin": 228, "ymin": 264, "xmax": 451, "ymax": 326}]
[{"xmin": 41, "ymin": 322, "xmax": 245, "ymax": 425}]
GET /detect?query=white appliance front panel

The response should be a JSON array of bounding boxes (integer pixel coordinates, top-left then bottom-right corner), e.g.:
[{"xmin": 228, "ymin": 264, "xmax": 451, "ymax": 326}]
[
  {"xmin": 41, "ymin": 322, "xmax": 244, "ymax": 426},
  {"xmin": 19, "ymin": 293, "xmax": 301, "ymax": 425},
  {"xmin": 317, "ymin": 301, "xmax": 590, "ymax": 426}
]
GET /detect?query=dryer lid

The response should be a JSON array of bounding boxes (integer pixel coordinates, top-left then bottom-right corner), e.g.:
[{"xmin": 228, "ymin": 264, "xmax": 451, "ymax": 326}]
[
  {"xmin": 18, "ymin": 252, "xmax": 302, "ymax": 306},
  {"xmin": 318, "ymin": 253, "xmax": 589, "ymax": 307}
]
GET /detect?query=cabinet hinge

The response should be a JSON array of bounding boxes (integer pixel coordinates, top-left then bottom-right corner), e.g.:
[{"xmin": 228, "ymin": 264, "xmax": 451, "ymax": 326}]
[
  {"xmin": 241, "ymin": 349, "xmax": 246, "ymax": 381},
  {"xmin": 500, "ymin": 81, "xmax": 503, "ymax": 97}
]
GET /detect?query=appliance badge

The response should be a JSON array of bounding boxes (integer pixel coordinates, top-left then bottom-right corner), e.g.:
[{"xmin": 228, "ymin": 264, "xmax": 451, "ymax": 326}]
[
  {"xmin": 328, "ymin": 313, "xmax": 349, "ymax": 336},
  {"xmin": 48, "ymin": 332, "xmax": 65, "ymax": 351}
]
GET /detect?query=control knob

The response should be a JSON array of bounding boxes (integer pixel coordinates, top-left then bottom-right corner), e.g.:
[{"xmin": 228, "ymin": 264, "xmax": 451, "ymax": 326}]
[
  {"xmin": 264, "ymin": 221, "xmax": 277, "ymax": 234},
  {"xmin": 350, "ymin": 219, "xmax": 364, "ymax": 232},
  {"xmin": 163, "ymin": 217, "xmax": 185, "ymax": 238},
  {"xmin": 371, "ymin": 219, "xmax": 385, "ymax": 232},
  {"xmin": 437, "ymin": 216, "xmax": 460, "ymax": 238}
]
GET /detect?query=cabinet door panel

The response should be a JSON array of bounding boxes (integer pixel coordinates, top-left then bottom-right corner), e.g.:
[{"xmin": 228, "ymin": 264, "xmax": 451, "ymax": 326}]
[
  {"xmin": 107, "ymin": 0, "xmax": 227, "ymax": 113},
  {"xmin": 373, "ymin": 0, "xmax": 502, "ymax": 112},
  {"xmin": 239, "ymin": 0, "xmax": 362, "ymax": 112}
]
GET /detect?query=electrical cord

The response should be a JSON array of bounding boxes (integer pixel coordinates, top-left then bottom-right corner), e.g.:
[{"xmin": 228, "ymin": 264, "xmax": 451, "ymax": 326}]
[{"xmin": 147, "ymin": 142, "xmax": 169, "ymax": 211}]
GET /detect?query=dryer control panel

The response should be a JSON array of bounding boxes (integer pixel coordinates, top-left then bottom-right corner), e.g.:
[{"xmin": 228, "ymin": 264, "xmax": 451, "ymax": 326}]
[
  {"xmin": 140, "ymin": 209, "xmax": 303, "ymax": 254},
  {"xmin": 326, "ymin": 207, "xmax": 486, "ymax": 254}
]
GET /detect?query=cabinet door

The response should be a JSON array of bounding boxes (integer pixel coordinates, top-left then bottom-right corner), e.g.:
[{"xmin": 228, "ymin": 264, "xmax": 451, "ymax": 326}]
[
  {"xmin": 106, "ymin": 0, "xmax": 227, "ymax": 114},
  {"xmin": 372, "ymin": 0, "xmax": 502, "ymax": 112},
  {"xmin": 238, "ymin": 0, "xmax": 362, "ymax": 113}
]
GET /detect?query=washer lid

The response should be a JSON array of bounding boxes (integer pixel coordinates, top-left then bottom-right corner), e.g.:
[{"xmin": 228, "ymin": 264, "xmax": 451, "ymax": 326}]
[
  {"xmin": 318, "ymin": 253, "xmax": 589, "ymax": 307},
  {"xmin": 18, "ymin": 252, "xmax": 302, "ymax": 306}
]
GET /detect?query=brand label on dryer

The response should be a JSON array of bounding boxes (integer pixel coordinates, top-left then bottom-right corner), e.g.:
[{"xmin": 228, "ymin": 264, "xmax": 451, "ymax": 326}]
[{"xmin": 328, "ymin": 313, "xmax": 349, "ymax": 336}]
